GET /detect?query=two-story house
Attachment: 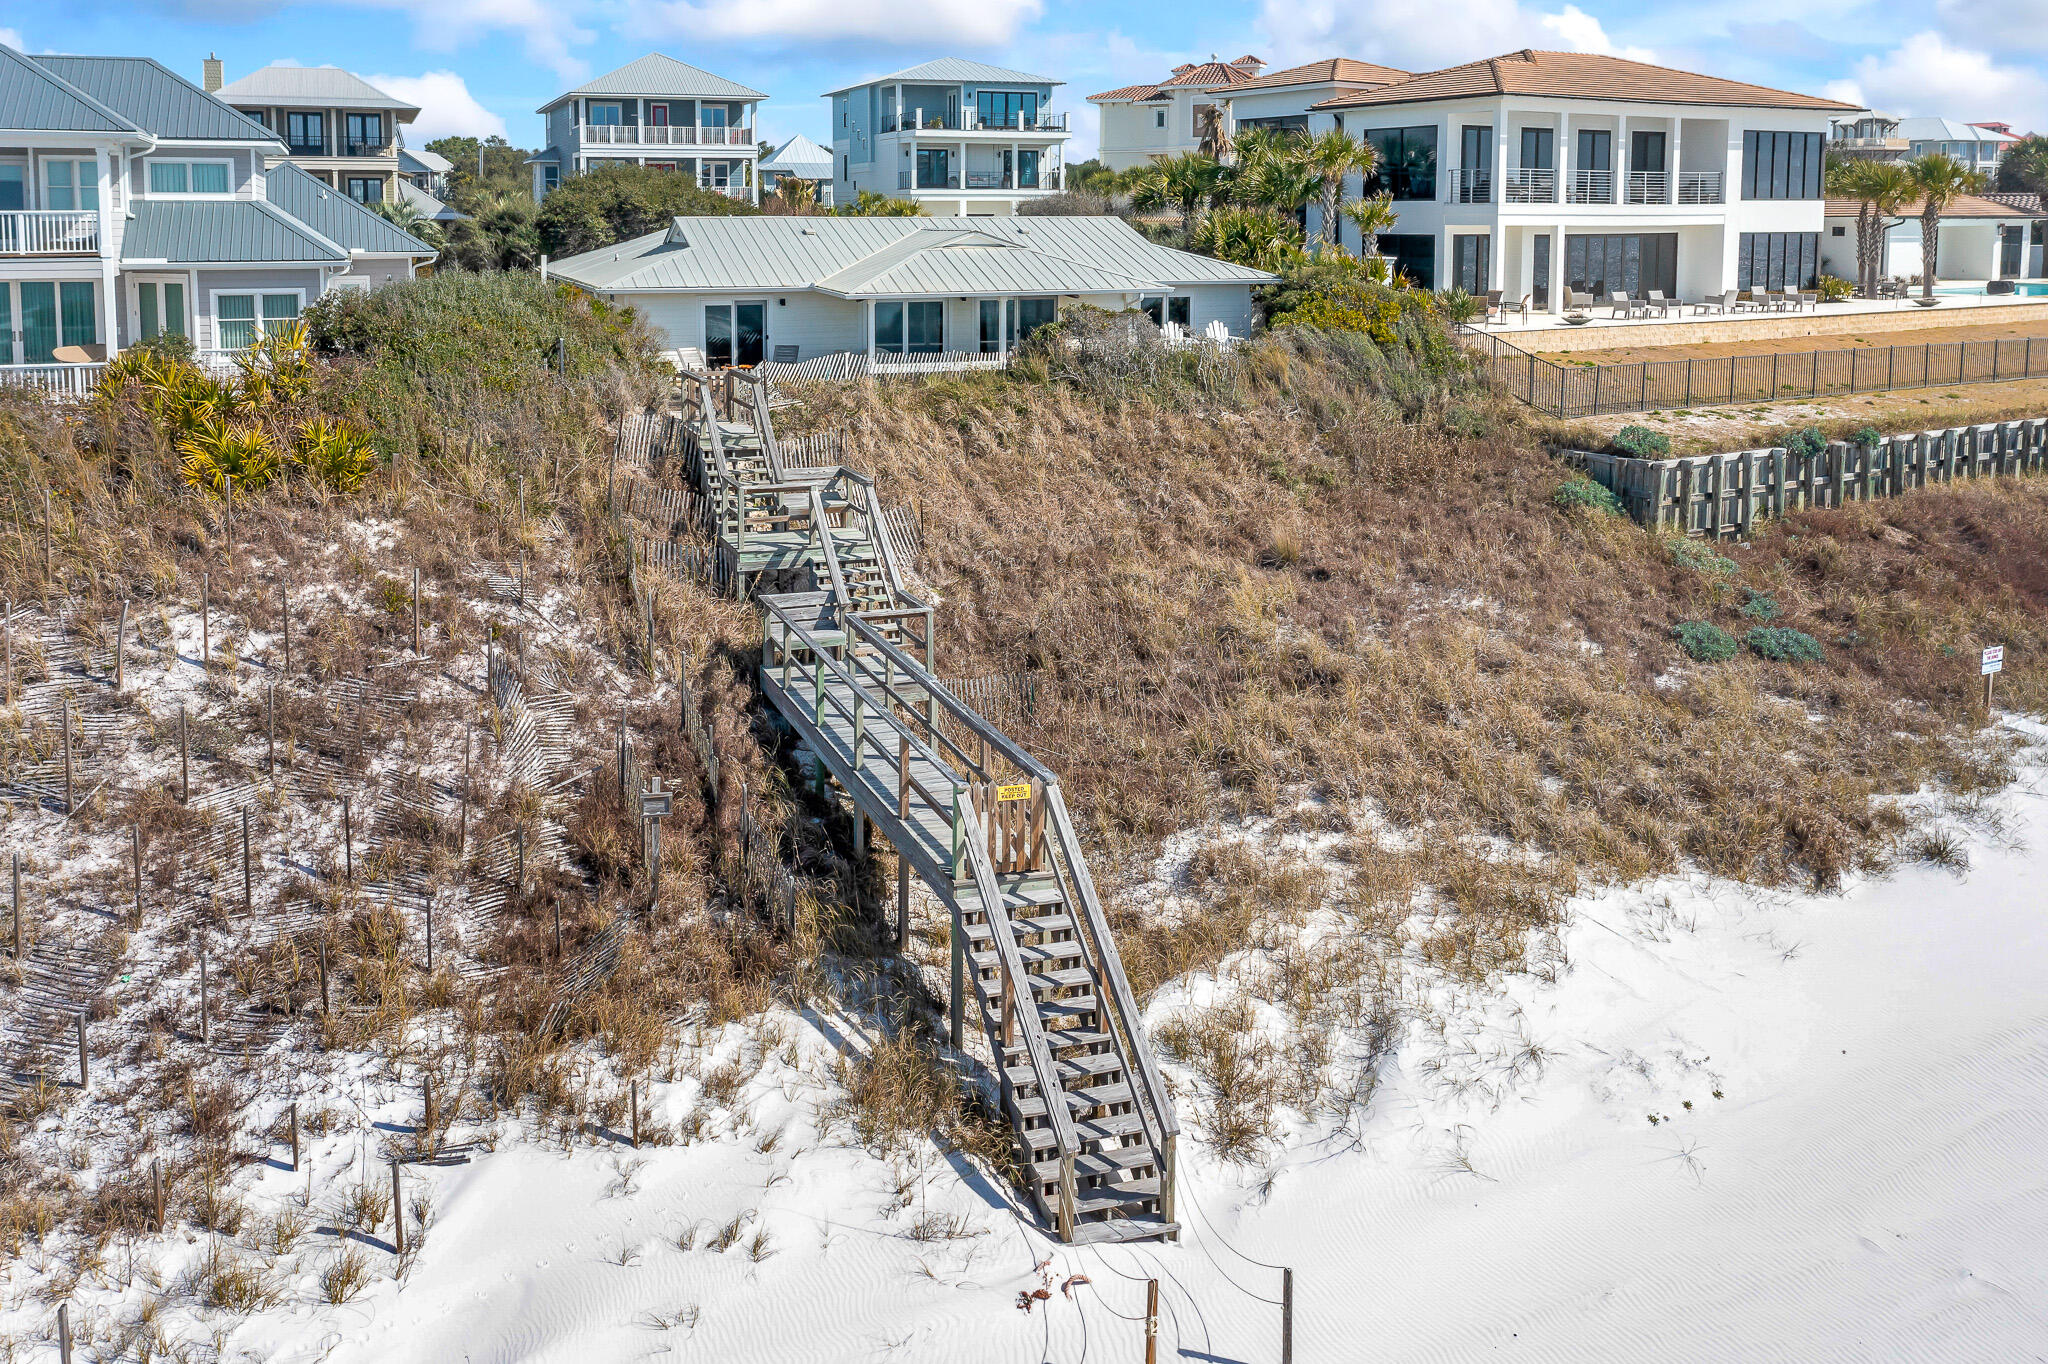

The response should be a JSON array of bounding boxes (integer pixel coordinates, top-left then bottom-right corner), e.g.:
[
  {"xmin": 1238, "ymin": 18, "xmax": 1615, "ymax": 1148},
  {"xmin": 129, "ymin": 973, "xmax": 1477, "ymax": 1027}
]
[
  {"xmin": 0, "ymin": 45, "xmax": 434, "ymax": 372},
  {"xmin": 397, "ymin": 147, "xmax": 460, "ymax": 223},
  {"xmin": 1895, "ymin": 118, "xmax": 2017, "ymax": 175},
  {"xmin": 210, "ymin": 60, "xmax": 420, "ymax": 206},
  {"xmin": 1091, "ymin": 56, "xmax": 1412, "ymax": 170},
  {"xmin": 1303, "ymin": 50, "xmax": 1857, "ymax": 310},
  {"xmin": 828, "ymin": 61, "xmax": 1072, "ymax": 216},
  {"xmin": 529, "ymin": 54, "xmax": 765, "ymax": 204},
  {"xmin": 1829, "ymin": 112, "xmax": 1909, "ymax": 161}
]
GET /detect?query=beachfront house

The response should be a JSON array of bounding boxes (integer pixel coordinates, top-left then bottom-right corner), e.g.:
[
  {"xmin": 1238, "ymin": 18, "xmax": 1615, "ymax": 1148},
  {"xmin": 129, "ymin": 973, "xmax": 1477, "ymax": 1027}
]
[
  {"xmin": 827, "ymin": 61, "xmax": 1072, "ymax": 216},
  {"xmin": 0, "ymin": 45, "xmax": 435, "ymax": 378},
  {"xmin": 1822, "ymin": 193, "xmax": 2047, "ymax": 285},
  {"xmin": 545, "ymin": 214, "xmax": 1268, "ymax": 368},
  {"xmin": 759, "ymin": 134, "xmax": 833, "ymax": 202},
  {"xmin": 1303, "ymin": 49, "xmax": 1858, "ymax": 311},
  {"xmin": 529, "ymin": 55, "xmax": 766, "ymax": 205},
  {"xmin": 211, "ymin": 60, "xmax": 419, "ymax": 206},
  {"xmin": 1090, "ymin": 55, "xmax": 1408, "ymax": 170}
]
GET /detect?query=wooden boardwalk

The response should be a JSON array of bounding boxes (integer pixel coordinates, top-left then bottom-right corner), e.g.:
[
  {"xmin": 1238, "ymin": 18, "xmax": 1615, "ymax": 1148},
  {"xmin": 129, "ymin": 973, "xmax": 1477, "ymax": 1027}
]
[{"xmin": 661, "ymin": 370, "xmax": 1181, "ymax": 1246}]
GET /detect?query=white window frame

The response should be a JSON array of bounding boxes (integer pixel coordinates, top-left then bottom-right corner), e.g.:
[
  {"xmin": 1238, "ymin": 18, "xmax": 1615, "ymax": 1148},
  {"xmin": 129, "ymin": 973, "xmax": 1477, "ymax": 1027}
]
[
  {"xmin": 208, "ymin": 288, "xmax": 306, "ymax": 350},
  {"xmin": 129, "ymin": 273, "xmax": 192, "ymax": 344},
  {"xmin": 146, "ymin": 159, "xmax": 235, "ymax": 198},
  {"xmin": 42, "ymin": 158, "xmax": 100, "ymax": 212}
]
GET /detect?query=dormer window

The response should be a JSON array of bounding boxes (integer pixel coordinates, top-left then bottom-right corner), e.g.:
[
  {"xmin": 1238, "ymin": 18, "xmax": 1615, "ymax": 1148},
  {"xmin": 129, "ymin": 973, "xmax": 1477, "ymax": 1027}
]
[{"xmin": 148, "ymin": 160, "xmax": 232, "ymax": 195}]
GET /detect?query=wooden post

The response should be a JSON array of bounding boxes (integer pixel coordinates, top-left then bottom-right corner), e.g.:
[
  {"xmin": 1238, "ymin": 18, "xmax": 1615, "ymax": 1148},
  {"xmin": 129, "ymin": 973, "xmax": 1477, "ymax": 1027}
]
[
  {"xmin": 290, "ymin": 1101, "xmax": 300, "ymax": 1172},
  {"xmin": 179, "ymin": 703, "xmax": 189, "ymax": 804},
  {"xmin": 423, "ymin": 1079, "xmax": 436, "ymax": 1154},
  {"xmin": 61, "ymin": 695, "xmax": 72, "ymax": 815},
  {"xmin": 11, "ymin": 853, "xmax": 20, "ymax": 958},
  {"xmin": 896, "ymin": 857, "xmax": 908, "ymax": 952},
  {"xmin": 1280, "ymin": 1268, "xmax": 1294, "ymax": 1363},
  {"xmin": 199, "ymin": 949, "xmax": 209, "ymax": 1044},
  {"xmin": 131, "ymin": 825, "xmax": 142, "ymax": 927},
  {"xmin": 75, "ymin": 1013, "xmax": 86, "ymax": 1088},
  {"xmin": 412, "ymin": 568, "xmax": 422, "ymax": 654},
  {"xmin": 949, "ymin": 911, "xmax": 964, "ymax": 1050},
  {"xmin": 343, "ymin": 797, "xmax": 353, "ymax": 882},
  {"xmin": 115, "ymin": 599, "xmax": 129, "ymax": 689},
  {"xmin": 518, "ymin": 553, "xmax": 526, "ymax": 612},
  {"xmin": 57, "ymin": 1303, "xmax": 70, "ymax": 1364},
  {"xmin": 1145, "ymin": 1280, "xmax": 1160, "ymax": 1364},
  {"xmin": 2, "ymin": 598, "xmax": 10, "ymax": 705},
  {"xmin": 241, "ymin": 809, "xmax": 253, "ymax": 916},
  {"xmin": 390, "ymin": 1161, "xmax": 405, "ymax": 1255},
  {"xmin": 630, "ymin": 1080, "xmax": 640, "ymax": 1149},
  {"xmin": 266, "ymin": 685, "xmax": 275, "ymax": 775}
]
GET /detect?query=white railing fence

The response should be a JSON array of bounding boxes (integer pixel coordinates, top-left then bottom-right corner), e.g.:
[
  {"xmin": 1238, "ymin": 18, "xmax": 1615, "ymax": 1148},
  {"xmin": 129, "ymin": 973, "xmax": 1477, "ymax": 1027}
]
[
  {"xmin": 1505, "ymin": 168, "xmax": 1556, "ymax": 203},
  {"xmin": 1678, "ymin": 171, "xmax": 1725, "ymax": 205},
  {"xmin": 1626, "ymin": 170, "xmax": 1669, "ymax": 204},
  {"xmin": 579, "ymin": 124, "xmax": 755, "ymax": 147},
  {"xmin": 0, "ymin": 211, "xmax": 100, "ymax": 255},
  {"xmin": 1455, "ymin": 167, "xmax": 1492, "ymax": 203},
  {"xmin": 1568, "ymin": 169, "xmax": 1614, "ymax": 204}
]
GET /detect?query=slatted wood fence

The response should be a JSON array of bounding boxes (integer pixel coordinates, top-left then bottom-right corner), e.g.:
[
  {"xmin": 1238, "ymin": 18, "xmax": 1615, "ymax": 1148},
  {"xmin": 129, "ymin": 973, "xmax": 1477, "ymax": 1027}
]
[{"xmin": 1564, "ymin": 416, "xmax": 2048, "ymax": 537}]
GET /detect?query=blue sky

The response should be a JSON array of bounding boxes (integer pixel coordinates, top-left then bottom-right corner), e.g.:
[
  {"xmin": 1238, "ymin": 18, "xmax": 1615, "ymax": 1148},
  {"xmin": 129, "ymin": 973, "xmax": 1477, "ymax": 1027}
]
[{"xmin": 3, "ymin": 0, "xmax": 2043, "ymax": 160}]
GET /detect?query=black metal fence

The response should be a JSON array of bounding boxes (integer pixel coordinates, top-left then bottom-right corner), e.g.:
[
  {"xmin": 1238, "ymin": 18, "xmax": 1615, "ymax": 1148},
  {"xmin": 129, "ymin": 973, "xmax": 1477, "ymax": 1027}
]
[{"xmin": 1463, "ymin": 327, "xmax": 2048, "ymax": 418}]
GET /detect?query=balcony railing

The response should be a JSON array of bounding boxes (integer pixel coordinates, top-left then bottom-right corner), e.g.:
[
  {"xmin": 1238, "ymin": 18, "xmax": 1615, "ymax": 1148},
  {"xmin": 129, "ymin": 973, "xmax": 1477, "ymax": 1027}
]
[
  {"xmin": 286, "ymin": 142, "xmax": 326, "ymax": 157},
  {"xmin": 342, "ymin": 141, "xmax": 393, "ymax": 158},
  {"xmin": 1455, "ymin": 168, "xmax": 1492, "ymax": 203},
  {"xmin": 898, "ymin": 170, "xmax": 1062, "ymax": 193},
  {"xmin": 882, "ymin": 110, "xmax": 1068, "ymax": 134},
  {"xmin": 0, "ymin": 211, "xmax": 100, "ymax": 255},
  {"xmin": 1504, "ymin": 167, "xmax": 1556, "ymax": 203},
  {"xmin": 1568, "ymin": 169, "xmax": 1613, "ymax": 204},
  {"xmin": 1625, "ymin": 170, "xmax": 1668, "ymax": 204},
  {"xmin": 579, "ymin": 124, "xmax": 755, "ymax": 147},
  {"xmin": 1677, "ymin": 170, "xmax": 1724, "ymax": 205},
  {"xmin": 698, "ymin": 183, "xmax": 751, "ymax": 199}
]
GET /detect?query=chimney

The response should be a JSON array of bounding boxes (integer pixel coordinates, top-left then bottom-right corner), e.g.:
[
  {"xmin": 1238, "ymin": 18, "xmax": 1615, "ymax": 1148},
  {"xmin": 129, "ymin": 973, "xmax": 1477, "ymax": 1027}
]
[
  {"xmin": 1230, "ymin": 55, "xmax": 1267, "ymax": 76},
  {"xmin": 203, "ymin": 53, "xmax": 224, "ymax": 93}
]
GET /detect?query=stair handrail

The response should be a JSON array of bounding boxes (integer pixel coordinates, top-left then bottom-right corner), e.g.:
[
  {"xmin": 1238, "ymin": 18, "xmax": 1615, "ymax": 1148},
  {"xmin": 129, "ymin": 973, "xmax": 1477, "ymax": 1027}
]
[
  {"xmin": 960, "ymin": 783, "xmax": 1083, "ymax": 1238},
  {"xmin": 844, "ymin": 615, "xmax": 1051, "ymax": 785},
  {"xmin": 738, "ymin": 372, "xmax": 788, "ymax": 481},
  {"xmin": 860, "ymin": 477, "xmax": 917, "ymax": 610},
  {"xmin": 805, "ymin": 485, "xmax": 853, "ymax": 626},
  {"xmin": 1043, "ymin": 783, "xmax": 1179, "ymax": 1144}
]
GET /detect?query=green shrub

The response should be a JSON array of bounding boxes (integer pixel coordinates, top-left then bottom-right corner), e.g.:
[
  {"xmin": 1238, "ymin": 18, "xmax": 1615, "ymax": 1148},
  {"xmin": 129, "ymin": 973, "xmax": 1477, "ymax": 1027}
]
[
  {"xmin": 1784, "ymin": 426, "xmax": 1827, "ymax": 457},
  {"xmin": 1552, "ymin": 473, "xmax": 1622, "ymax": 516},
  {"xmin": 1816, "ymin": 274, "xmax": 1855, "ymax": 302},
  {"xmin": 1740, "ymin": 590, "xmax": 1781, "ymax": 620},
  {"xmin": 1744, "ymin": 626, "xmax": 1824, "ymax": 662},
  {"xmin": 1668, "ymin": 537, "xmax": 1740, "ymax": 577},
  {"xmin": 1851, "ymin": 425, "xmax": 1884, "ymax": 447},
  {"xmin": 533, "ymin": 162, "xmax": 758, "ymax": 257},
  {"xmin": 1611, "ymin": 424, "xmax": 1671, "ymax": 459},
  {"xmin": 1673, "ymin": 620, "xmax": 1738, "ymax": 662}
]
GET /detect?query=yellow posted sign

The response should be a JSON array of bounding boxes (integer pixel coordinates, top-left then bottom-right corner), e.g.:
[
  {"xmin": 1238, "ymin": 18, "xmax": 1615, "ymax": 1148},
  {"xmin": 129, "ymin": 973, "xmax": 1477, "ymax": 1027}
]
[{"xmin": 995, "ymin": 783, "xmax": 1032, "ymax": 802}]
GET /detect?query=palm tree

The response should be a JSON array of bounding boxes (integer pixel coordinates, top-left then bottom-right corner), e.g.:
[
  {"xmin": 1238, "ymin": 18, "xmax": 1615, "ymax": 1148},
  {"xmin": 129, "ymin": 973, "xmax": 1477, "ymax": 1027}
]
[
  {"xmin": 1995, "ymin": 133, "xmax": 2048, "ymax": 196},
  {"xmin": 372, "ymin": 198, "xmax": 443, "ymax": 249},
  {"xmin": 1299, "ymin": 128, "xmax": 1379, "ymax": 253},
  {"xmin": 1191, "ymin": 206, "xmax": 1304, "ymax": 270},
  {"xmin": 1130, "ymin": 153, "xmax": 1226, "ymax": 249},
  {"xmin": 774, "ymin": 176, "xmax": 819, "ymax": 213},
  {"xmin": 1340, "ymin": 193, "xmax": 1399, "ymax": 262},
  {"xmin": 1907, "ymin": 152, "xmax": 1989, "ymax": 298},
  {"xmin": 1825, "ymin": 157, "xmax": 1914, "ymax": 297}
]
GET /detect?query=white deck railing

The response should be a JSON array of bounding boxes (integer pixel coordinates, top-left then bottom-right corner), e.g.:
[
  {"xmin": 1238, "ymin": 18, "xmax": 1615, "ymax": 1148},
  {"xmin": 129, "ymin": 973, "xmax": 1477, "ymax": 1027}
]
[
  {"xmin": 1568, "ymin": 169, "xmax": 1614, "ymax": 204},
  {"xmin": 1678, "ymin": 171, "xmax": 1725, "ymax": 204},
  {"xmin": 1505, "ymin": 168, "xmax": 1556, "ymax": 203},
  {"xmin": 0, "ymin": 362, "xmax": 105, "ymax": 397},
  {"xmin": 579, "ymin": 124, "xmax": 754, "ymax": 147},
  {"xmin": 0, "ymin": 211, "xmax": 100, "ymax": 255}
]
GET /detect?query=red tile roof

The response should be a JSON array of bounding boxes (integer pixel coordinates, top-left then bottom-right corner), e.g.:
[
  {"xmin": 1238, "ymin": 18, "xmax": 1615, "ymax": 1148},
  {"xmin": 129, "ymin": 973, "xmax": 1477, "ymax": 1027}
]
[
  {"xmin": 1090, "ymin": 56, "xmax": 1269, "ymax": 103},
  {"xmin": 1310, "ymin": 49, "xmax": 1858, "ymax": 112},
  {"xmin": 1225, "ymin": 58, "xmax": 1410, "ymax": 93}
]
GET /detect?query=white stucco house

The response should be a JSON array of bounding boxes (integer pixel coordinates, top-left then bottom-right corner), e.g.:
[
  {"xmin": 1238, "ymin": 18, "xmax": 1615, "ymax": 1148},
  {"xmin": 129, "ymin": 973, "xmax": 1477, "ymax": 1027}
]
[
  {"xmin": 1301, "ymin": 49, "xmax": 1859, "ymax": 311},
  {"xmin": 1821, "ymin": 193, "xmax": 2047, "ymax": 284},
  {"xmin": 1090, "ymin": 55, "xmax": 1409, "ymax": 170},
  {"xmin": 545, "ymin": 215, "xmax": 1269, "ymax": 366}
]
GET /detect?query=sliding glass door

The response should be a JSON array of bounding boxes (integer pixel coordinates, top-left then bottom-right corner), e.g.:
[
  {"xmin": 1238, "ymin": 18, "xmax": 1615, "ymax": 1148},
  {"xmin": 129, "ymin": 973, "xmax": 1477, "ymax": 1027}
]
[{"xmin": 704, "ymin": 301, "xmax": 766, "ymax": 368}]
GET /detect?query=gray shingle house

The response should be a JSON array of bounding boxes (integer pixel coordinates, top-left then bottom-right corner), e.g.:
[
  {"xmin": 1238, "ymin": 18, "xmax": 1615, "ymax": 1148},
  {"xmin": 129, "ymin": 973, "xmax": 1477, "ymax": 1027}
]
[
  {"xmin": 529, "ymin": 54, "xmax": 767, "ymax": 205},
  {"xmin": 546, "ymin": 214, "xmax": 1269, "ymax": 367},
  {"xmin": 0, "ymin": 45, "xmax": 435, "ymax": 377}
]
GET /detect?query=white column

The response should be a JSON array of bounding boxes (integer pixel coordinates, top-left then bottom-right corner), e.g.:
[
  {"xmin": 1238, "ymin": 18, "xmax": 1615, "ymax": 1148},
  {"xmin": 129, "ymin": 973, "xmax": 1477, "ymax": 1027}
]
[
  {"xmin": 866, "ymin": 299, "xmax": 876, "ymax": 361},
  {"xmin": 1011, "ymin": 141, "xmax": 1018, "ymax": 193},
  {"xmin": 1560, "ymin": 110, "xmax": 1573, "ymax": 207},
  {"xmin": 1617, "ymin": 113, "xmax": 1629, "ymax": 206},
  {"xmin": 997, "ymin": 299, "xmax": 1008, "ymax": 363},
  {"xmin": 101, "ymin": 260, "xmax": 119, "ymax": 355},
  {"xmin": 1553, "ymin": 225, "xmax": 1569, "ymax": 314},
  {"xmin": 1492, "ymin": 107, "xmax": 1510, "ymax": 290}
]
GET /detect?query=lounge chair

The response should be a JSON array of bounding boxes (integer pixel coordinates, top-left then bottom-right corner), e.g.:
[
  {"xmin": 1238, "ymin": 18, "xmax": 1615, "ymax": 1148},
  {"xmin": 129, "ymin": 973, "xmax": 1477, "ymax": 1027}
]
[
  {"xmin": 1694, "ymin": 292, "xmax": 1730, "ymax": 315},
  {"xmin": 1644, "ymin": 289, "xmax": 1679, "ymax": 318},
  {"xmin": 1607, "ymin": 290, "xmax": 1636, "ymax": 319},
  {"xmin": 1794, "ymin": 289, "xmax": 1819, "ymax": 312},
  {"xmin": 1501, "ymin": 294, "xmax": 1532, "ymax": 324},
  {"xmin": 1482, "ymin": 289, "xmax": 1505, "ymax": 322}
]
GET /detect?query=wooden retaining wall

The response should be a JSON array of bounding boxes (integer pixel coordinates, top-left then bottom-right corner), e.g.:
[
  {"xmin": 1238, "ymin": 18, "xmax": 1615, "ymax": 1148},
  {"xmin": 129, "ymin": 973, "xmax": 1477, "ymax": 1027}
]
[{"xmin": 1563, "ymin": 416, "xmax": 2048, "ymax": 538}]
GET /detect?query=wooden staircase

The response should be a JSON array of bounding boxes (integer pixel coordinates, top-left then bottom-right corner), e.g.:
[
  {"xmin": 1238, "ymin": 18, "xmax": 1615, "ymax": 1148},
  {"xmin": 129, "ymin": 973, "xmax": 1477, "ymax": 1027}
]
[{"xmin": 670, "ymin": 371, "xmax": 1180, "ymax": 1244}]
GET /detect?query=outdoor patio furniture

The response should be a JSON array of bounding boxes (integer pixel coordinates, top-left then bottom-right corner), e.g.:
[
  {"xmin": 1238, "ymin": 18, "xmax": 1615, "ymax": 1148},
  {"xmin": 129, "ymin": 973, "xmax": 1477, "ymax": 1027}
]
[
  {"xmin": 1607, "ymin": 291, "xmax": 1636, "ymax": 319},
  {"xmin": 1644, "ymin": 290, "xmax": 1678, "ymax": 318},
  {"xmin": 1501, "ymin": 294, "xmax": 1532, "ymax": 324},
  {"xmin": 1695, "ymin": 293, "xmax": 1730, "ymax": 315},
  {"xmin": 1795, "ymin": 290, "xmax": 1820, "ymax": 312}
]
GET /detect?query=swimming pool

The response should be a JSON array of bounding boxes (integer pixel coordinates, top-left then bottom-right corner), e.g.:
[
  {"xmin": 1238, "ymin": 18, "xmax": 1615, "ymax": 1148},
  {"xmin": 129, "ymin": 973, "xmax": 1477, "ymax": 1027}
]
[{"xmin": 1934, "ymin": 282, "xmax": 2048, "ymax": 297}]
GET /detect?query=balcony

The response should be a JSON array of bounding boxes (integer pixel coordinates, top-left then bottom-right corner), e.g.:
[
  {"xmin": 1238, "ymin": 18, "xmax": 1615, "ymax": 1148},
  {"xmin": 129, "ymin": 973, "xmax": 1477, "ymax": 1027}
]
[
  {"xmin": 342, "ymin": 141, "xmax": 394, "ymax": 158},
  {"xmin": 1677, "ymin": 170, "xmax": 1724, "ymax": 205},
  {"xmin": 1625, "ymin": 170, "xmax": 1667, "ymax": 204},
  {"xmin": 1504, "ymin": 168, "xmax": 1556, "ymax": 203},
  {"xmin": 578, "ymin": 124, "xmax": 755, "ymax": 147},
  {"xmin": 0, "ymin": 211, "xmax": 100, "ymax": 255},
  {"xmin": 1568, "ymin": 169, "xmax": 1613, "ymax": 205},
  {"xmin": 900, "ymin": 170, "xmax": 1062, "ymax": 193},
  {"xmin": 698, "ymin": 183, "xmax": 751, "ymax": 199},
  {"xmin": 286, "ymin": 142, "xmax": 326, "ymax": 157},
  {"xmin": 1455, "ymin": 168, "xmax": 1492, "ymax": 204},
  {"xmin": 882, "ymin": 110, "xmax": 1068, "ymax": 134}
]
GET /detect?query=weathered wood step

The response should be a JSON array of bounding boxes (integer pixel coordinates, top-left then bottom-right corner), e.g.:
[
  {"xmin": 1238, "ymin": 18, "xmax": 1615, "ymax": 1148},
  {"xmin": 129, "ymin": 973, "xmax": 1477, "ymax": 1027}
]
[
  {"xmin": 1029, "ymin": 1143, "xmax": 1157, "ymax": 1185},
  {"xmin": 1027, "ymin": 1109, "xmax": 1148, "ymax": 1153},
  {"xmin": 963, "ymin": 914, "xmax": 1076, "ymax": 944},
  {"xmin": 969, "ymin": 939, "xmax": 1083, "ymax": 972},
  {"xmin": 974, "ymin": 965, "xmax": 1094, "ymax": 997},
  {"xmin": 1005, "ymin": 1049, "xmax": 1125, "ymax": 1089},
  {"xmin": 1010, "ymin": 1080, "xmax": 1133, "ymax": 1121},
  {"xmin": 1066, "ymin": 1216, "xmax": 1178, "ymax": 1247},
  {"xmin": 1074, "ymin": 1176, "xmax": 1161, "ymax": 1218},
  {"xmin": 1009, "ymin": 1027, "xmax": 1114, "ymax": 1058}
]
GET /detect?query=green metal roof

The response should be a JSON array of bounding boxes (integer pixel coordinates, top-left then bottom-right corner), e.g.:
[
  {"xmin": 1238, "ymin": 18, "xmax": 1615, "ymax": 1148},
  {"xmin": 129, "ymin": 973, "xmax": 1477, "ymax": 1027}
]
[
  {"xmin": 121, "ymin": 198, "xmax": 346, "ymax": 265},
  {"xmin": 33, "ymin": 55, "xmax": 280, "ymax": 143},
  {"xmin": 215, "ymin": 66, "xmax": 420, "ymax": 117},
  {"xmin": 541, "ymin": 54, "xmax": 766, "ymax": 111},
  {"xmin": 265, "ymin": 162, "xmax": 437, "ymax": 257},
  {"xmin": 0, "ymin": 42, "xmax": 138, "ymax": 133}
]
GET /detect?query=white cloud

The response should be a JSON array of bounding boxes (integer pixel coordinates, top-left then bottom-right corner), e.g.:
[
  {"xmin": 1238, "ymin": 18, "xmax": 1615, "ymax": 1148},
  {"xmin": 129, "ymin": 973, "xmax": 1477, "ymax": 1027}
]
[
  {"xmin": 347, "ymin": 0, "xmax": 590, "ymax": 80},
  {"xmin": 0, "ymin": 28, "xmax": 23, "ymax": 51},
  {"xmin": 1845, "ymin": 30, "xmax": 2046, "ymax": 132},
  {"xmin": 1823, "ymin": 78, "xmax": 1865, "ymax": 107},
  {"xmin": 1936, "ymin": 0, "xmax": 2048, "ymax": 55},
  {"xmin": 368, "ymin": 70, "xmax": 509, "ymax": 143},
  {"xmin": 1258, "ymin": 0, "xmax": 1653, "ymax": 72},
  {"xmin": 631, "ymin": 0, "xmax": 1041, "ymax": 47}
]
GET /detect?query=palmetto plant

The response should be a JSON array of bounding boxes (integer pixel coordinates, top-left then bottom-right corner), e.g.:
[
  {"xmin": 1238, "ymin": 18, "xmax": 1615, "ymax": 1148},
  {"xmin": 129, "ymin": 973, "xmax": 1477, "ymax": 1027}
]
[
  {"xmin": 1907, "ymin": 152, "xmax": 1989, "ymax": 298},
  {"xmin": 372, "ymin": 198, "xmax": 443, "ymax": 248},
  {"xmin": 774, "ymin": 177, "xmax": 819, "ymax": 212},
  {"xmin": 1131, "ymin": 152, "xmax": 1227, "ymax": 248},
  {"xmin": 1191, "ymin": 206, "xmax": 1305, "ymax": 271},
  {"xmin": 1341, "ymin": 193, "xmax": 1400, "ymax": 262},
  {"xmin": 1300, "ymin": 128, "xmax": 1379, "ymax": 253},
  {"xmin": 295, "ymin": 416, "xmax": 377, "ymax": 493},
  {"xmin": 238, "ymin": 320, "xmax": 317, "ymax": 408},
  {"xmin": 179, "ymin": 422, "xmax": 282, "ymax": 497}
]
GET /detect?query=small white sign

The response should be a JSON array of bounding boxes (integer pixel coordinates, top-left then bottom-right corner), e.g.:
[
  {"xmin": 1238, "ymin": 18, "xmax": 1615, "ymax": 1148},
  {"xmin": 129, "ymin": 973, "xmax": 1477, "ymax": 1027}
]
[{"xmin": 1982, "ymin": 645, "xmax": 2005, "ymax": 676}]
